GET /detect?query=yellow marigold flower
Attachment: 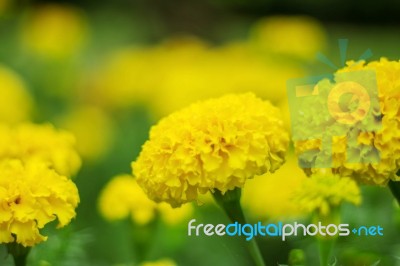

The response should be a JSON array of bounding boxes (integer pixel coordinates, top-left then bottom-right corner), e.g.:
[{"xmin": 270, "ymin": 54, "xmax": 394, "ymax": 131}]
[
  {"xmin": 20, "ymin": 4, "xmax": 88, "ymax": 58},
  {"xmin": 0, "ymin": 65, "xmax": 32, "ymax": 124},
  {"xmin": 98, "ymin": 175, "xmax": 192, "ymax": 225},
  {"xmin": 58, "ymin": 105, "xmax": 114, "ymax": 161},
  {"xmin": 0, "ymin": 123, "xmax": 81, "ymax": 177},
  {"xmin": 242, "ymin": 154, "xmax": 307, "ymax": 220},
  {"xmin": 294, "ymin": 59, "xmax": 400, "ymax": 185},
  {"xmin": 292, "ymin": 174, "xmax": 361, "ymax": 217},
  {"xmin": 140, "ymin": 258, "xmax": 176, "ymax": 266},
  {"xmin": 133, "ymin": 93, "xmax": 289, "ymax": 207},
  {"xmin": 0, "ymin": 159, "xmax": 79, "ymax": 247},
  {"xmin": 249, "ymin": 16, "xmax": 327, "ymax": 60}
]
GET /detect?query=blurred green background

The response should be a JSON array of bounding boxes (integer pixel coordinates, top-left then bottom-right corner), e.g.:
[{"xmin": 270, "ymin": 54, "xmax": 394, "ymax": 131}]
[{"xmin": 1, "ymin": 0, "xmax": 400, "ymax": 265}]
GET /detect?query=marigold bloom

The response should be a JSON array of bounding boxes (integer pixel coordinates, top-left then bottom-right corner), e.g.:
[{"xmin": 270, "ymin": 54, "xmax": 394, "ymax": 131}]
[
  {"xmin": 98, "ymin": 175, "xmax": 192, "ymax": 225},
  {"xmin": 0, "ymin": 159, "xmax": 79, "ymax": 247},
  {"xmin": 294, "ymin": 59, "xmax": 400, "ymax": 185},
  {"xmin": 0, "ymin": 123, "xmax": 81, "ymax": 177},
  {"xmin": 292, "ymin": 174, "xmax": 361, "ymax": 216},
  {"xmin": 132, "ymin": 93, "xmax": 289, "ymax": 207},
  {"xmin": 0, "ymin": 65, "xmax": 32, "ymax": 124},
  {"xmin": 242, "ymin": 154, "xmax": 307, "ymax": 220}
]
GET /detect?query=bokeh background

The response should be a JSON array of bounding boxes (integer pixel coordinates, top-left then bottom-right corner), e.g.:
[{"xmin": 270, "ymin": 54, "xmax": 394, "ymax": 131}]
[{"xmin": 1, "ymin": 0, "xmax": 400, "ymax": 265}]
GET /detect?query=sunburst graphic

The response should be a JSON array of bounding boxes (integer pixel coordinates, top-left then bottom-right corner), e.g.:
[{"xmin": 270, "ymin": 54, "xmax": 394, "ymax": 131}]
[{"xmin": 316, "ymin": 39, "xmax": 373, "ymax": 70}]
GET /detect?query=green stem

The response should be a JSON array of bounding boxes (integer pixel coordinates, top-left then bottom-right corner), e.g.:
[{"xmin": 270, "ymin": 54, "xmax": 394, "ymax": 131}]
[
  {"xmin": 213, "ymin": 188, "xmax": 266, "ymax": 266},
  {"xmin": 314, "ymin": 209, "xmax": 340, "ymax": 266},
  {"xmin": 6, "ymin": 243, "xmax": 30, "ymax": 266},
  {"xmin": 389, "ymin": 178, "xmax": 400, "ymax": 205},
  {"xmin": 318, "ymin": 238, "xmax": 333, "ymax": 266},
  {"xmin": 131, "ymin": 217, "xmax": 159, "ymax": 263}
]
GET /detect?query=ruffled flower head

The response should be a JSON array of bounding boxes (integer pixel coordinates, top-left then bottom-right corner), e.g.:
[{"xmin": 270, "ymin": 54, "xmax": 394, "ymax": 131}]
[
  {"xmin": 0, "ymin": 159, "xmax": 79, "ymax": 247},
  {"xmin": 0, "ymin": 123, "xmax": 81, "ymax": 177},
  {"xmin": 132, "ymin": 93, "xmax": 289, "ymax": 207},
  {"xmin": 293, "ymin": 58, "xmax": 400, "ymax": 185}
]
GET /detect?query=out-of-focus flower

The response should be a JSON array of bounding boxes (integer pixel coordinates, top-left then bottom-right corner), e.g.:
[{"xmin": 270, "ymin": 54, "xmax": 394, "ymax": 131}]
[
  {"xmin": 157, "ymin": 202, "xmax": 193, "ymax": 225},
  {"xmin": 99, "ymin": 175, "xmax": 155, "ymax": 224},
  {"xmin": 0, "ymin": 123, "xmax": 81, "ymax": 177},
  {"xmin": 0, "ymin": 0, "xmax": 10, "ymax": 16},
  {"xmin": 20, "ymin": 4, "xmax": 88, "ymax": 59},
  {"xmin": 0, "ymin": 159, "xmax": 79, "ymax": 247},
  {"xmin": 86, "ymin": 47, "xmax": 161, "ymax": 109},
  {"xmin": 133, "ymin": 93, "xmax": 289, "ymax": 207},
  {"xmin": 147, "ymin": 38, "xmax": 218, "ymax": 116},
  {"xmin": 242, "ymin": 154, "xmax": 307, "ymax": 221},
  {"xmin": 150, "ymin": 39, "xmax": 304, "ymax": 116},
  {"xmin": 140, "ymin": 258, "xmax": 176, "ymax": 266},
  {"xmin": 58, "ymin": 105, "xmax": 114, "ymax": 161},
  {"xmin": 87, "ymin": 37, "xmax": 209, "ymax": 111},
  {"xmin": 292, "ymin": 174, "xmax": 361, "ymax": 217},
  {"xmin": 86, "ymin": 36, "xmax": 304, "ymax": 117},
  {"xmin": 294, "ymin": 59, "xmax": 400, "ymax": 185},
  {"xmin": 0, "ymin": 65, "xmax": 32, "ymax": 124},
  {"xmin": 249, "ymin": 16, "xmax": 327, "ymax": 60},
  {"xmin": 98, "ymin": 175, "xmax": 192, "ymax": 225}
]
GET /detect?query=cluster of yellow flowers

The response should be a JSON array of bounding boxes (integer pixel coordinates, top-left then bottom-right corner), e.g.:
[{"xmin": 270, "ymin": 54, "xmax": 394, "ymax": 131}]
[
  {"xmin": 292, "ymin": 174, "xmax": 361, "ymax": 217},
  {"xmin": 86, "ymin": 15, "xmax": 327, "ymax": 117},
  {"xmin": 99, "ymin": 175, "xmax": 192, "ymax": 225},
  {"xmin": 133, "ymin": 93, "xmax": 289, "ymax": 207},
  {"xmin": 294, "ymin": 59, "xmax": 400, "ymax": 185},
  {"xmin": 87, "ymin": 38, "xmax": 304, "ymax": 117},
  {"xmin": 0, "ymin": 123, "xmax": 80, "ymax": 247}
]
